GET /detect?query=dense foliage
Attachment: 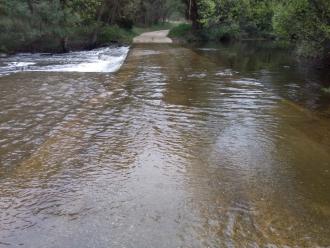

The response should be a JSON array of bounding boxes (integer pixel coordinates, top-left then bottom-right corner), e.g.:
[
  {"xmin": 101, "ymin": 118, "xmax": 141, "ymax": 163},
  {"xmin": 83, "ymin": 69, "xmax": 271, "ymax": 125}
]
[
  {"xmin": 183, "ymin": 0, "xmax": 330, "ymax": 57},
  {"xmin": 0, "ymin": 0, "xmax": 184, "ymax": 52},
  {"xmin": 0, "ymin": 0, "xmax": 329, "ymax": 57},
  {"xmin": 273, "ymin": 0, "xmax": 330, "ymax": 57}
]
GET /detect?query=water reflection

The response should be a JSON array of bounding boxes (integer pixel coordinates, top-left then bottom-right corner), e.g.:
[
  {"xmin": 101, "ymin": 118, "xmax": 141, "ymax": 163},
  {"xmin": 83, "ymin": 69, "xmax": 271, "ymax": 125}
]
[
  {"xmin": 0, "ymin": 43, "xmax": 329, "ymax": 247},
  {"xmin": 194, "ymin": 41, "xmax": 330, "ymax": 114}
]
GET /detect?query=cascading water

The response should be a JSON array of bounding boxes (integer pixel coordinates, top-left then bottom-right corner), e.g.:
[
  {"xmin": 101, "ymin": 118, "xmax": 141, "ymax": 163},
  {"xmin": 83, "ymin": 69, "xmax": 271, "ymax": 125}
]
[{"xmin": 0, "ymin": 46, "xmax": 129, "ymax": 76}]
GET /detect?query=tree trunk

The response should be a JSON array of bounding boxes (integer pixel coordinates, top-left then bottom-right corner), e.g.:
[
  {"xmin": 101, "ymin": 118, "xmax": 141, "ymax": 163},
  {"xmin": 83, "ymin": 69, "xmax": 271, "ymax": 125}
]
[
  {"xmin": 185, "ymin": 0, "xmax": 199, "ymax": 29},
  {"xmin": 90, "ymin": 3, "xmax": 106, "ymax": 48},
  {"xmin": 26, "ymin": 0, "xmax": 34, "ymax": 14},
  {"xmin": 59, "ymin": 0, "xmax": 69, "ymax": 52},
  {"xmin": 109, "ymin": 0, "xmax": 119, "ymax": 25},
  {"xmin": 60, "ymin": 37, "xmax": 69, "ymax": 53}
]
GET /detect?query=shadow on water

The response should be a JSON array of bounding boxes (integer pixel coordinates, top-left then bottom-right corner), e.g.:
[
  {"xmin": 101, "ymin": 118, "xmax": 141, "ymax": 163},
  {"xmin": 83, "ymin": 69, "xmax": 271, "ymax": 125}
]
[{"xmin": 192, "ymin": 41, "xmax": 330, "ymax": 114}]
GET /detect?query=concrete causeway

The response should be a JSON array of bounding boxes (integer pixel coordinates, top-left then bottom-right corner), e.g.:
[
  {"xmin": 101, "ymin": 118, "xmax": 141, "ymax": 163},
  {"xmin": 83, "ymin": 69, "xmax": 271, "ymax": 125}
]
[{"xmin": 133, "ymin": 30, "xmax": 173, "ymax": 44}]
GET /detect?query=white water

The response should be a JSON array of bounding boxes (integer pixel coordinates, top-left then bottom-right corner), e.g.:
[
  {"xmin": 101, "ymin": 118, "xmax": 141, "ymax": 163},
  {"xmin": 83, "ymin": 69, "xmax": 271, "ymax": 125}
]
[{"xmin": 0, "ymin": 46, "xmax": 129, "ymax": 76}]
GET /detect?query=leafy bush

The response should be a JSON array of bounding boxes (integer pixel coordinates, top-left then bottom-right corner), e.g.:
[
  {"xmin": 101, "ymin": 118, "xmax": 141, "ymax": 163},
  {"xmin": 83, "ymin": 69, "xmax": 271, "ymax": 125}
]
[
  {"xmin": 168, "ymin": 23, "xmax": 193, "ymax": 38},
  {"xmin": 187, "ymin": 0, "xmax": 329, "ymax": 58},
  {"xmin": 204, "ymin": 23, "xmax": 240, "ymax": 41},
  {"xmin": 116, "ymin": 18, "xmax": 134, "ymax": 30},
  {"xmin": 272, "ymin": 0, "xmax": 330, "ymax": 57},
  {"xmin": 98, "ymin": 26, "xmax": 134, "ymax": 44},
  {"xmin": 322, "ymin": 87, "xmax": 330, "ymax": 94}
]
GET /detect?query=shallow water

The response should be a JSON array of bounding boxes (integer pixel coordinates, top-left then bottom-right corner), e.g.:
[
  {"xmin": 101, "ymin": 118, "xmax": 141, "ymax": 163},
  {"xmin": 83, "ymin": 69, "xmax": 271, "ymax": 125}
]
[{"xmin": 0, "ymin": 42, "xmax": 330, "ymax": 247}]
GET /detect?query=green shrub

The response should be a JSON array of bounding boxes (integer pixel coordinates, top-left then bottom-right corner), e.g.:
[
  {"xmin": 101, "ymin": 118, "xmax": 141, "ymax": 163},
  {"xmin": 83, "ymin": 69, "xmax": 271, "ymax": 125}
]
[
  {"xmin": 204, "ymin": 24, "xmax": 240, "ymax": 41},
  {"xmin": 98, "ymin": 25, "xmax": 134, "ymax": 44},
  {"xmin": 272, "ymin": 0, "xmax": 330, "ymax": 58},
  {"xmin": 168, "ymin": 23, "xmax": 192, "ymax": 38},
  {"xmin": 321, "ymin": 87, "xmax": 330, "ymax": 94},
  {"xmin": 116, "ymin": 18, "xmax": 134, "ymax": 30}
]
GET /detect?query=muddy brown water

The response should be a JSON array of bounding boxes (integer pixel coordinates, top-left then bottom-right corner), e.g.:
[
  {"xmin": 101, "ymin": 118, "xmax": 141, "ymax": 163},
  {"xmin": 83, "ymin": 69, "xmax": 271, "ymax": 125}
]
[{"xmin": 0, "ymin": 42, "xmax": 330, "ymax": 247}]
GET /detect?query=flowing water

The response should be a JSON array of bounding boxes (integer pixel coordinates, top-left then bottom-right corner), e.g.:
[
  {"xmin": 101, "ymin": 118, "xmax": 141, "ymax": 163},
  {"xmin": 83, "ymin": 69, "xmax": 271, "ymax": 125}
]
[{"xmin": 0, "ymin": 42, "xmax": 330, "ymax": 247}]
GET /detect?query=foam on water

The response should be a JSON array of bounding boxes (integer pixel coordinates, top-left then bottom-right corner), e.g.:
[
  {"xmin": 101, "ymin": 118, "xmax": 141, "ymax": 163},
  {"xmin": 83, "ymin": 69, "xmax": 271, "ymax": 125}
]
[
  {"xmin": 0, "ymin": 46, "xmax": 129, "ymax": 75},
  {"xmin": 6, "ymin": 62, "xmax": 36, "ymax": 67}
]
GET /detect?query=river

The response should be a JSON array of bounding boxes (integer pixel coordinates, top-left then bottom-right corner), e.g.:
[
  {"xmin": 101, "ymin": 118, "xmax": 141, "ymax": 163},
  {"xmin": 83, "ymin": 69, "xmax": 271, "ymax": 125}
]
[{"xmin": 0, "ymin": 42, "xmax": 329, "ymax": 247}]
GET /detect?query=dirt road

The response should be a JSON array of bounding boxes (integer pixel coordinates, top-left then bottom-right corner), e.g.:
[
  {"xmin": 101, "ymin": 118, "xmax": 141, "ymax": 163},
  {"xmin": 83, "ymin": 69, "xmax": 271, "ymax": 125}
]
[{"xmin": 133, "ymin": 30, "xmax": 172, "ymax": 44}]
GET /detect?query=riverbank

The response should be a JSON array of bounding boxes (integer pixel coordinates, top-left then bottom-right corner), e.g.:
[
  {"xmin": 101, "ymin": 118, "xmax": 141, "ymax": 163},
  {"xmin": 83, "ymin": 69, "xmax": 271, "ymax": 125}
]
[
  {"xmin": 0, "ymin": 22, "xmax": 178, "ymax": 55},
  {"xmin": 0, "ymin": 25, "xmax": 135, "ymax": 55}
]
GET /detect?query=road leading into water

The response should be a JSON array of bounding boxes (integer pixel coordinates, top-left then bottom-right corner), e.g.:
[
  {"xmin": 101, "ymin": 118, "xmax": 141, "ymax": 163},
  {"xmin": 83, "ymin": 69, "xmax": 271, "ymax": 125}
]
[
  {"xmin": 133, "ymin": 30, "xmax": 172, "ymax": 43},
  {"xmin": 0, "ymin": 41, "xmax": 330, "ymax": 247}
]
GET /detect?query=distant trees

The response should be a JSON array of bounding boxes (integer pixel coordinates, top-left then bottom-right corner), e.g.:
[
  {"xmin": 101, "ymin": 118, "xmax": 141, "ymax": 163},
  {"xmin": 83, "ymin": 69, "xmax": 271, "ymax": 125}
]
[
  {"xmin": 0, "ymin": 0, "xmax": 328, "ymax": 57},
  {"xmin": 182, "ymin": 0, "xmax": 330, "ymax": 57},
  {"xmin": 273, "ymin": 0, "xmax": 330, "ymax": 57},
  {"xmin": 132, "ymin": 0, "xmax": 185, "ymax": 25},
  {"xmin": 0, "ymin": 0, "xmax": 89, "ymax": 52},
  {"xmin": 0, "ymin": 0, "xmax": 184, "ymax": 52}
]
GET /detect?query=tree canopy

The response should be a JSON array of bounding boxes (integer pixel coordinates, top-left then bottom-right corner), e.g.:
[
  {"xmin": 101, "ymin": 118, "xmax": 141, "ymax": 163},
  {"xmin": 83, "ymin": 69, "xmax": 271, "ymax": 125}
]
[
  {"xmin": 0, "ymin": 0, "xmax": 185, "ymax": 52},
  {"xmin": 183, "ymin": 0, "xmax": 330, "ymax": 57},
  {"xmin": 0, "ymin": 0, "xmax": 329, "ymax": 57}
]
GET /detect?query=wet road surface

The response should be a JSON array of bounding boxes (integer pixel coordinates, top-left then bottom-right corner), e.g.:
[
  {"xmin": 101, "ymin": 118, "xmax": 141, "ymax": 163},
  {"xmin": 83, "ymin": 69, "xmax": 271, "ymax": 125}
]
[{"xmin": 0, "ymin": 43, "xmax": 330, "ymax": 247}]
